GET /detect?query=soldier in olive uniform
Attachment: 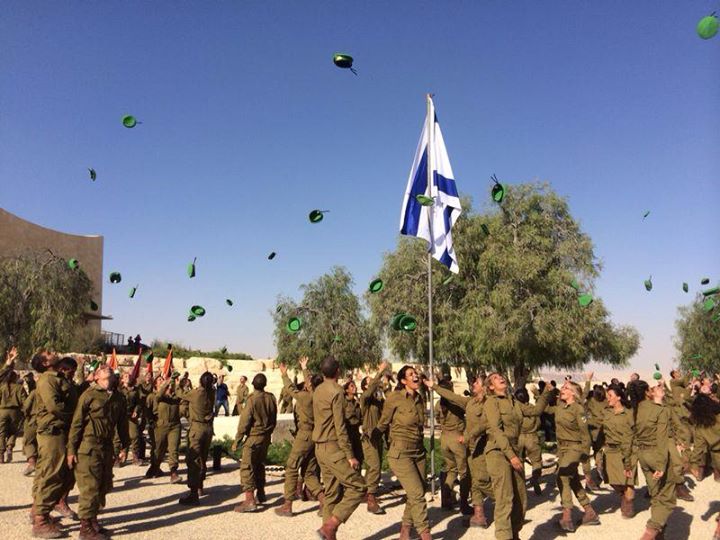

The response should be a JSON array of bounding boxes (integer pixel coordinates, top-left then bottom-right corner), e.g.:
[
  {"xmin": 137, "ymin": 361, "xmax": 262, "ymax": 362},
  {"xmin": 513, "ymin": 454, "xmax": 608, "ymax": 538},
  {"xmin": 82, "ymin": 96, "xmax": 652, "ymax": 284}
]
[
  {"xmin": 375, "ymin": 366, "xmax": 430, "ymax": 540},
  {"xmin": 121, "ymin": 372, "xmax": 143, "ymax": 465},
  {"xmin": 137, "ymin": 372, "xmax": 155, "ymax": 461},
  {"xmin": 31, "ymin": 352, "xmax": 76, "ymax": 539},
  {"xmin": 434, "ymin": 379, "xmax": 471, "ymax": 514},
  {"xmin": 233, "ymin": 373, "xmax": 277, "ymax": 512},
  {"xmin": 148, "ymin": 376, "xmax": 183, "ymax": 482},
  {"xmin": 314, "ymin": 357, "xmax": 367, "ymax": 540},
  {"xmin": 599, "ymin": 384, "xmax": 637, "ymax": 518},
  {"xmin": 633, "ymin": 380, "xmax": 680, "ymax": 540},
  {"xmin": 279, "ymin": 384, "xmax": 294, "ymax": 414},
  {"xmin": 67, "ymin": 366, "xmax": 129, "ymax": 540},
  {"xmin": 688, "ymin": 394, "xmax": 720, "ymax": 539},
  {"xmin": 178, "ymin": 371, "xmax": 216, "ymax": 505},
  {"xmin": 343, "ymin": 380, "xmax": 363, "ymax": 464},
  {"xmin": 359, "ymin": 361, "xmax": 389, "ymax": 515},
  {"xmin": 548, "ymin": 381, "xmax": 600, "ymax": 532},
  {"xmin": 275, "ymin": 358, "xmax": 325, "ymax": 517},
  {"xmin": 582, "ymin": 377, "xmax": 607, "ymax": 489},
  {"xmin": 483, "ymin": 373, "xmax": 550, "ymax": 540},
  {"xmin": 0, "ymin": 359, "xmax": 26, "ymax": 463},
  {"xmin": 23, "ymin": 373, "xmax": 39, "ymax": 476},
  {"xmin": 514, "ymin": 388, "xmax": 544, "ymax": 496},
  {"xmin": 234, "ymin": 376, "xmax": 249, "ymax": 415},
  {"xmin": 662, "ymin": 378, "xmax": 694, "ymax": 501}
]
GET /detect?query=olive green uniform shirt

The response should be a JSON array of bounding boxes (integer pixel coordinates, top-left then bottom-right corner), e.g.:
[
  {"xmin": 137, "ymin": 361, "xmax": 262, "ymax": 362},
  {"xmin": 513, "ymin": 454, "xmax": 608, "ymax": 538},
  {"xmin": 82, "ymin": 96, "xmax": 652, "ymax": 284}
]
[
  {"xmin": 484, "ymin": 390, "xmax": 550, "ymax": 460},
  {"xmin": 375, "ymin": 389, "xmax": 426, "ymax": 449},
  {"xmin": 312, "ymin": 379, "xmax": 354, "ymax": 460},
  {"xmin": 35, "ymin": 371, "xmax": 75, "ymax": 434},
  {"xmin": 282, "ymin": 371, "xmax": 314, "ymax": 436},
  {"xmin": 599, "ymin": 406, "xmax": 634, "ymax": 469},
  {"xmin": 551, "ymin": 401, "xmax": 591, "ymax": 449},
  {"xmin": 154, "ymin": 380, "xmax": 181, "ymax": 426},
  {"xmin": 236, "ymin": 390, "xmax": 277, "ymax": 440},
  {"xmin": 68, "ymin": 386, "xmax": 130, "ymax": 454},
  {"xmin": 360, "ymin": 371, "xmax": 385, "ymax": 435}
]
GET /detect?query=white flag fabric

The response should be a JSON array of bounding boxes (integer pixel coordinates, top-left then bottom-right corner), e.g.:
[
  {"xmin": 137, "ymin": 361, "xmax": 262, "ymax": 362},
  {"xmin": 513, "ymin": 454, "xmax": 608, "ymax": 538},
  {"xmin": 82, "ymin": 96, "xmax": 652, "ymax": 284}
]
[{"xmin": 399, "ymin": 97, "xmax": 462, "ymax": 273}]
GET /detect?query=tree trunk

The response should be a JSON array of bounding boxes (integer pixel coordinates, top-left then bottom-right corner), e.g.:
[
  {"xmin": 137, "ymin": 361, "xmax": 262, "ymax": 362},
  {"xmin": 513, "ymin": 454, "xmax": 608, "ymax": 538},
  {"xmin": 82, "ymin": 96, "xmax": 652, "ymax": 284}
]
[{"xmin": 513, "ymin": 363, "xmax": 530, "ymax": 390}]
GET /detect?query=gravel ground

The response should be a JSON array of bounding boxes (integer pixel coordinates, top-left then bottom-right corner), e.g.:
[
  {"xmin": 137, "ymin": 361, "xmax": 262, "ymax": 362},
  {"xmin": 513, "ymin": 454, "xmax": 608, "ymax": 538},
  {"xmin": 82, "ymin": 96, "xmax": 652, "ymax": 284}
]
[{"xmin": 1, "ymin": 441, "xmax": 718, "ymax": 540}]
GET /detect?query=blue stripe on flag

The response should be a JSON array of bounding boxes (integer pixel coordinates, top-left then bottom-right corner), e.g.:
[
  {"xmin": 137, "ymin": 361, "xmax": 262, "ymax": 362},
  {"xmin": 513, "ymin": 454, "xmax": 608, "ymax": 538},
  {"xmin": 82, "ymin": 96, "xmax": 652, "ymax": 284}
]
[
  {"xmin": 434, "ymin": 172, "xmax": 459, "ymax": 198},
  {"xmin": 400, "ymin": 149, "xmax": 428, "ymax": 236}
]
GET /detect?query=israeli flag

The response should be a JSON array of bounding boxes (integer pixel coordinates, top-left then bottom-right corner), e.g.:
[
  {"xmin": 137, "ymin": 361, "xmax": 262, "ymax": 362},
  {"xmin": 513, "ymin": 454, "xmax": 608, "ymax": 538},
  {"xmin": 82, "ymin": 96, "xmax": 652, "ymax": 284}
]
[{"xmin": 399, "ymin": 97, "xmax": 462, "ymax": 273}]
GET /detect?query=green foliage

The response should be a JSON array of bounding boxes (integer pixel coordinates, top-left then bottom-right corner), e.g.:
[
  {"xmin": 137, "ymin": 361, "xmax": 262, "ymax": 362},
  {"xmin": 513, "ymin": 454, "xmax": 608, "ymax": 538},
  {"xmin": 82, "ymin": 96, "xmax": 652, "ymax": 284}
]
[
  {"xmin": 273, "ymin": 266, "xmax": 381, "ymax": 372},
  {"xmin": 0, "ymin": 253, "xmax": 93, "ymax": 358},
  {"xmin": 675, "ymin": 296, "xmax": 720, "ymax": 374},
  {"xmin": 150, "ymin": 340, "xmax": 252, "ymax": 360},
  {"xmin": 369, "ymin": 183, "xmax": 639, "ymax": 386},
  {"xmin": 210, "ymin": 435, "xmax": 292, "ymax": 466}
]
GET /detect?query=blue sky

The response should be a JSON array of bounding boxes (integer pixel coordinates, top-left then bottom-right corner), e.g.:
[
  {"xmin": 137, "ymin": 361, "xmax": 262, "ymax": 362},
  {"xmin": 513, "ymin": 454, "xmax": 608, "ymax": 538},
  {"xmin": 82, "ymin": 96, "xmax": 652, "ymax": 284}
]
[{"xmin": 1, "ymin": 1, "xmax": 718, "ymax": 370}]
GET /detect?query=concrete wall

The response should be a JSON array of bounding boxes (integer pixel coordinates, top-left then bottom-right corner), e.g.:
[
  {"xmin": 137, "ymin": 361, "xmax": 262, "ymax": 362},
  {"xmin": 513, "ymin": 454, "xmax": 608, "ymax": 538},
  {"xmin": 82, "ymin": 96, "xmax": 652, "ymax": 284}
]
[{"xmin": 0, "ymin": 207, "xmax": 104, "ymax": 331}]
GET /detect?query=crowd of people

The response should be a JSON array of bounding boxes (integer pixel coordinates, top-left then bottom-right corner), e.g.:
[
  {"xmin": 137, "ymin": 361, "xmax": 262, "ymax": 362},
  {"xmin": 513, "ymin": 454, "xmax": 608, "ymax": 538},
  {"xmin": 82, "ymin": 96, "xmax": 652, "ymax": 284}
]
[{"xmin": 1, "ymin": 346, "xmax": 719, "ymax": 540}]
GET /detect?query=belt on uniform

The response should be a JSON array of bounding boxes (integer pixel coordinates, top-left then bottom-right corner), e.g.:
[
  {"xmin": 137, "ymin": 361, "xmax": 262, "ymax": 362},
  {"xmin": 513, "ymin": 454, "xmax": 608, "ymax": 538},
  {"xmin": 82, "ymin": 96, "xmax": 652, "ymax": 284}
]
[{"xmin": 605, "ymin": 443, "xmax": 621, "ymax": 449}]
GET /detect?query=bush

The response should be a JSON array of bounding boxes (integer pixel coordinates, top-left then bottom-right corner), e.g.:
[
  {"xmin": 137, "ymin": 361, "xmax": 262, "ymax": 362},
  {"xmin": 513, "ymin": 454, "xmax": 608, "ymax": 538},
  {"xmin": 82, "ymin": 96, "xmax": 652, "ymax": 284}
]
[
  {"xmin": 150, "ymin": 340, "xmax": 252, "ymax": 361},
  {"xmin": 210, "ymin": 436, "xmax": 292, "ymax": 466}
]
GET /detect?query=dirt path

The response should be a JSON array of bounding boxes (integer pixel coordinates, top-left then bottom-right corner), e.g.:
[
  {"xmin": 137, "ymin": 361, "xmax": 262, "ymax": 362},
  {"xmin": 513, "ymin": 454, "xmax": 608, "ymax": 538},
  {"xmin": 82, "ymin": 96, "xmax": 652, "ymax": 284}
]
[{"xmin": 1, "ymin": 441, "xmax": 717, "ymax": 540}]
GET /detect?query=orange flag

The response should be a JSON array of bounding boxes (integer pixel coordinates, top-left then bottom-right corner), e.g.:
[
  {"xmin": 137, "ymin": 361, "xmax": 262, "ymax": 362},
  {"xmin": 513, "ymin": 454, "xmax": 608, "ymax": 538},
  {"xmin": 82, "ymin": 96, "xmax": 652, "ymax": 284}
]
[
  {"xmin": 162, "ymin": 347, "xmax": 174, "ymax": 379},
  {"xmin": 129, "ymin": 347, "xmax": 143, "ymax": 383},
  {"xmin": 108, "ymin": 348, "xmax": 118, "ymax": 371}
]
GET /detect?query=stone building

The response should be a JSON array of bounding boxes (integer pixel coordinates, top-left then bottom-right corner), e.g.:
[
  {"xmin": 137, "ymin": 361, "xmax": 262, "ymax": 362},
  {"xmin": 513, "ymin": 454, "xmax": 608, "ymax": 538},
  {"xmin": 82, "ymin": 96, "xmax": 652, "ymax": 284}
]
[{"xmin": 0, "ymin": 206, "xmax": 107, "ymax": 333}]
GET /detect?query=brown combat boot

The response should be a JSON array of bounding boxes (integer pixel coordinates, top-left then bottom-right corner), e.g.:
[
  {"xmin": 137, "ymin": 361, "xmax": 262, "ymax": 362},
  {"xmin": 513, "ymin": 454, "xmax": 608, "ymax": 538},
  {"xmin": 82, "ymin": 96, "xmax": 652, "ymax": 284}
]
[
  {"xmin": 713, "ymin": 515, "xmax": 720, "ymax": 540},
  {"xmin": 79, "ymin": 518, "xmax": 106, "ymax": 540},
  {"xmin": 366, "ymin": 493, "xmax": 385, "ymax": 515},
  {"xmin": 316, "ymin": 515, "xmax": 341, "ymax": 540},
  {"xmin": 639, "ymin": 526, "xmax": 660, "ymax": 540},
  {"xmin": 713, "ymin": 468, "xmax": 720, "ymax": 483},
  {"xmin": 233, "ymin": 491, "xmax": 257, "ymax": 513},
  {"xmin": 558, "ymin": 507, "xmax": 575, "ymax": 532},
  {"xmin": 469, "ymin": 504, "xmax": 488, "ymax": 528},
  {"xmin": 0, "ymin": 451, "xmax": 4, "ymax": 464},
  {"xmin": 54, "ymin": 497, "xmax": 78, "ymax": 520},
  {"xmin": 582, "ymin": 504, "xmax": 600, "ymax": 525},
  {"xmin": 90, "ymin": 517, "xmax": 109, "ymax": 535},
  {"xmin": 316, "ymin": 491, "xmax": 325, "ymax": 517},
  {"xmin": 131, "ymin": 452, "xmax": 142, "ymax": 466},
  {"xmin": 295, "ymin": 479, "xmax": 304, "ymax": 500},
  {"xmin": 5, "ymin": 448, "xmax": 12, "ymax": 462},
  {"xmin": 418, "ymin": 529, "xmax": 432, "ymax": 540},
  {"xmin": 179, "ymin": 490, "xmax": 199, "ymax": 506},
  {"xmin": 113, "ymin": 455, "xmax": 122, "ymax": 468},
  {"xmin": 31, "ymin": 514, "xmax": 62, "ymax": 539},
  {"xmin": 675, "ymin": 483, "xmax": 694, "ymax": 501},
  {"xmin": 620, "ymin": 493, "xmax": 635, "ymax": 519},
  {"xmin": 24, "ymin": 457, "xmax": 37, "ymax": 476},
  {"xmin": 274, "ymin": 499, "xmax": 293, "ymax": 517},
  {"xmin": 398, "ymin": 522, "xmax": 412, "ymax": 540},
  {"xmin": 531, "ymin": 469, "xmax": 542, "ymax": 495},
  {"xmin": 169, "ymin": 470, "xmax": 182, "ymax": 484}
]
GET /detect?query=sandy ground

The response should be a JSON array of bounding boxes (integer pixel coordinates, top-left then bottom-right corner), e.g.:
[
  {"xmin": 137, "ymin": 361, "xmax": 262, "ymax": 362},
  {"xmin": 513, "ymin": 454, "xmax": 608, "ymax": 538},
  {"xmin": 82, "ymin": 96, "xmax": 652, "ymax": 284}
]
[{"xmin": 1, "ymin": 440, "xmax": 718, "ymax": 540}]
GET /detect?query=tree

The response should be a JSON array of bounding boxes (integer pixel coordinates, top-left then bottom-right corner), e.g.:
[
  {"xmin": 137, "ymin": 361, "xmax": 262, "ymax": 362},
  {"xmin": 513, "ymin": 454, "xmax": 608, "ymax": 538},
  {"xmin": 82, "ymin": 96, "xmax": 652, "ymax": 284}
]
[
  {"xmin": 0, "ymin": 252, "xmax": 94, "ymax": 358},
  {"xmin": 273, "ymin": 266, "xmax": 381, "ymax": 372},
  {"xmin": 369, "ymin": 183, "xmax": 639, "ymax": 387},
  {"xmin": 674, "ymin": 297, "xmax": 720, "ymax": 375}
]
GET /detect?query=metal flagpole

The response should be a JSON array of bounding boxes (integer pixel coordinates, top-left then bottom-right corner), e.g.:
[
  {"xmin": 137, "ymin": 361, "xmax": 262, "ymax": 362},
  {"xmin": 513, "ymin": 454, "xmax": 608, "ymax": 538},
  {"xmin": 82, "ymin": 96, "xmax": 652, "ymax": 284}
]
[{"xmin": 426, "ymin": 93, "xmax": 436, "ymax": 497}]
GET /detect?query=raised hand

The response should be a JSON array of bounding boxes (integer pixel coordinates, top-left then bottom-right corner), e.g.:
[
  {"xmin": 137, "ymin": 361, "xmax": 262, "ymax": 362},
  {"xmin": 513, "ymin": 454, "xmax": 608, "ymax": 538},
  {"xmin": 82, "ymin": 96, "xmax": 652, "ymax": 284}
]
[
  {"xmin": 279, "ymin": 363, "xmax": 288, "ymax": 376},
  {"xmin": 299, "ymin": 357, "xmax": 308, "ymax": 370},
  {"xmin": 377, "ymin": 360, "xmax": 388, "ymax": 375},
  {"xmin": 585, "ymin": 372, "xmax": 594, "ymax": 382}
]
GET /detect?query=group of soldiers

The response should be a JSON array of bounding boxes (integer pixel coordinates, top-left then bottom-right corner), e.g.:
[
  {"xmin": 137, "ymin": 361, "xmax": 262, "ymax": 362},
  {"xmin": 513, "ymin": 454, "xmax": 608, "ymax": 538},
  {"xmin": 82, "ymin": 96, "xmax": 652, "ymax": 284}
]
[{"xmin": 1, "ymin": 346, "xmax": 720, "ymax": 540}]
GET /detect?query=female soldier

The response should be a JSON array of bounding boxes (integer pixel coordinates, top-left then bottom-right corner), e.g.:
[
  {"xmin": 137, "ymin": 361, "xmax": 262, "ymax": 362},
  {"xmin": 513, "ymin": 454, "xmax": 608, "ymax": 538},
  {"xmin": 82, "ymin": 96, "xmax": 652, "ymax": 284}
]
[
  {"xmin": 343, "ymin": 380, "xmax": 363, "ymax": 464},
  {"xmin": 634, "ymin": 380, "xmax": 680, "ymax": 540},
  {"xmin": 22, "ymin": 373, "xmax": 38, "ymax": 475},
  {"xmin": 148, "ymin": 376, "xmax": 183, "ymax": 483},
  {"xmin": 178, "ymin": 371, "xmax": 215, "ymax": 504},
  {"xmin": 359, "ymin": 361, "xmax": 389, "ymax": 515},
  {"xmin": 434, "ymin": 379, "xmax": 471, "ymax": 514},
  {"xmin": 599, "ymin": 384, "xmax": 637, "ymax": 518},
  {"xmin": 0, "ymin": 367, "xmax": 26, "ymax": 463},
  {"xmin": 514, "ymin": 388, "xmax": 543, "ymax": 496},
  {"xmin": 689, "ymin": 393, "xmax": 720, "ymax": 538},
  {"xmin": 374, "ymin": 365, "xmax": 431, "ymax": 540},
  {"xmin": 548, "ymin": 381, "xmax": 600, "ymax": 531},
  {"xmin": 483, "ymin": 373, "xmax": 551, "ymax": 540},
  {"xmin": 425, "ymin": 377, "xmax": 486, "ymax": 522}
]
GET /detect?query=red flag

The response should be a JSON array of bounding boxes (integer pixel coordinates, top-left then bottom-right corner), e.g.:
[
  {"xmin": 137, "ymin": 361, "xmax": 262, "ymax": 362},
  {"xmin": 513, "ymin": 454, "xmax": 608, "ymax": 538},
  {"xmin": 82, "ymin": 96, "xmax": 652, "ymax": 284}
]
[
  {"xmin": 129, "ymin": 347, "xmax": 143, "ymax": 383},
  {"xmin": 162, "ymin": 347, "xmax": 174, "ymax": 379},
  {"xmin": 107, "ymin": 348, "xmax": 118, "ymax": 371}
]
